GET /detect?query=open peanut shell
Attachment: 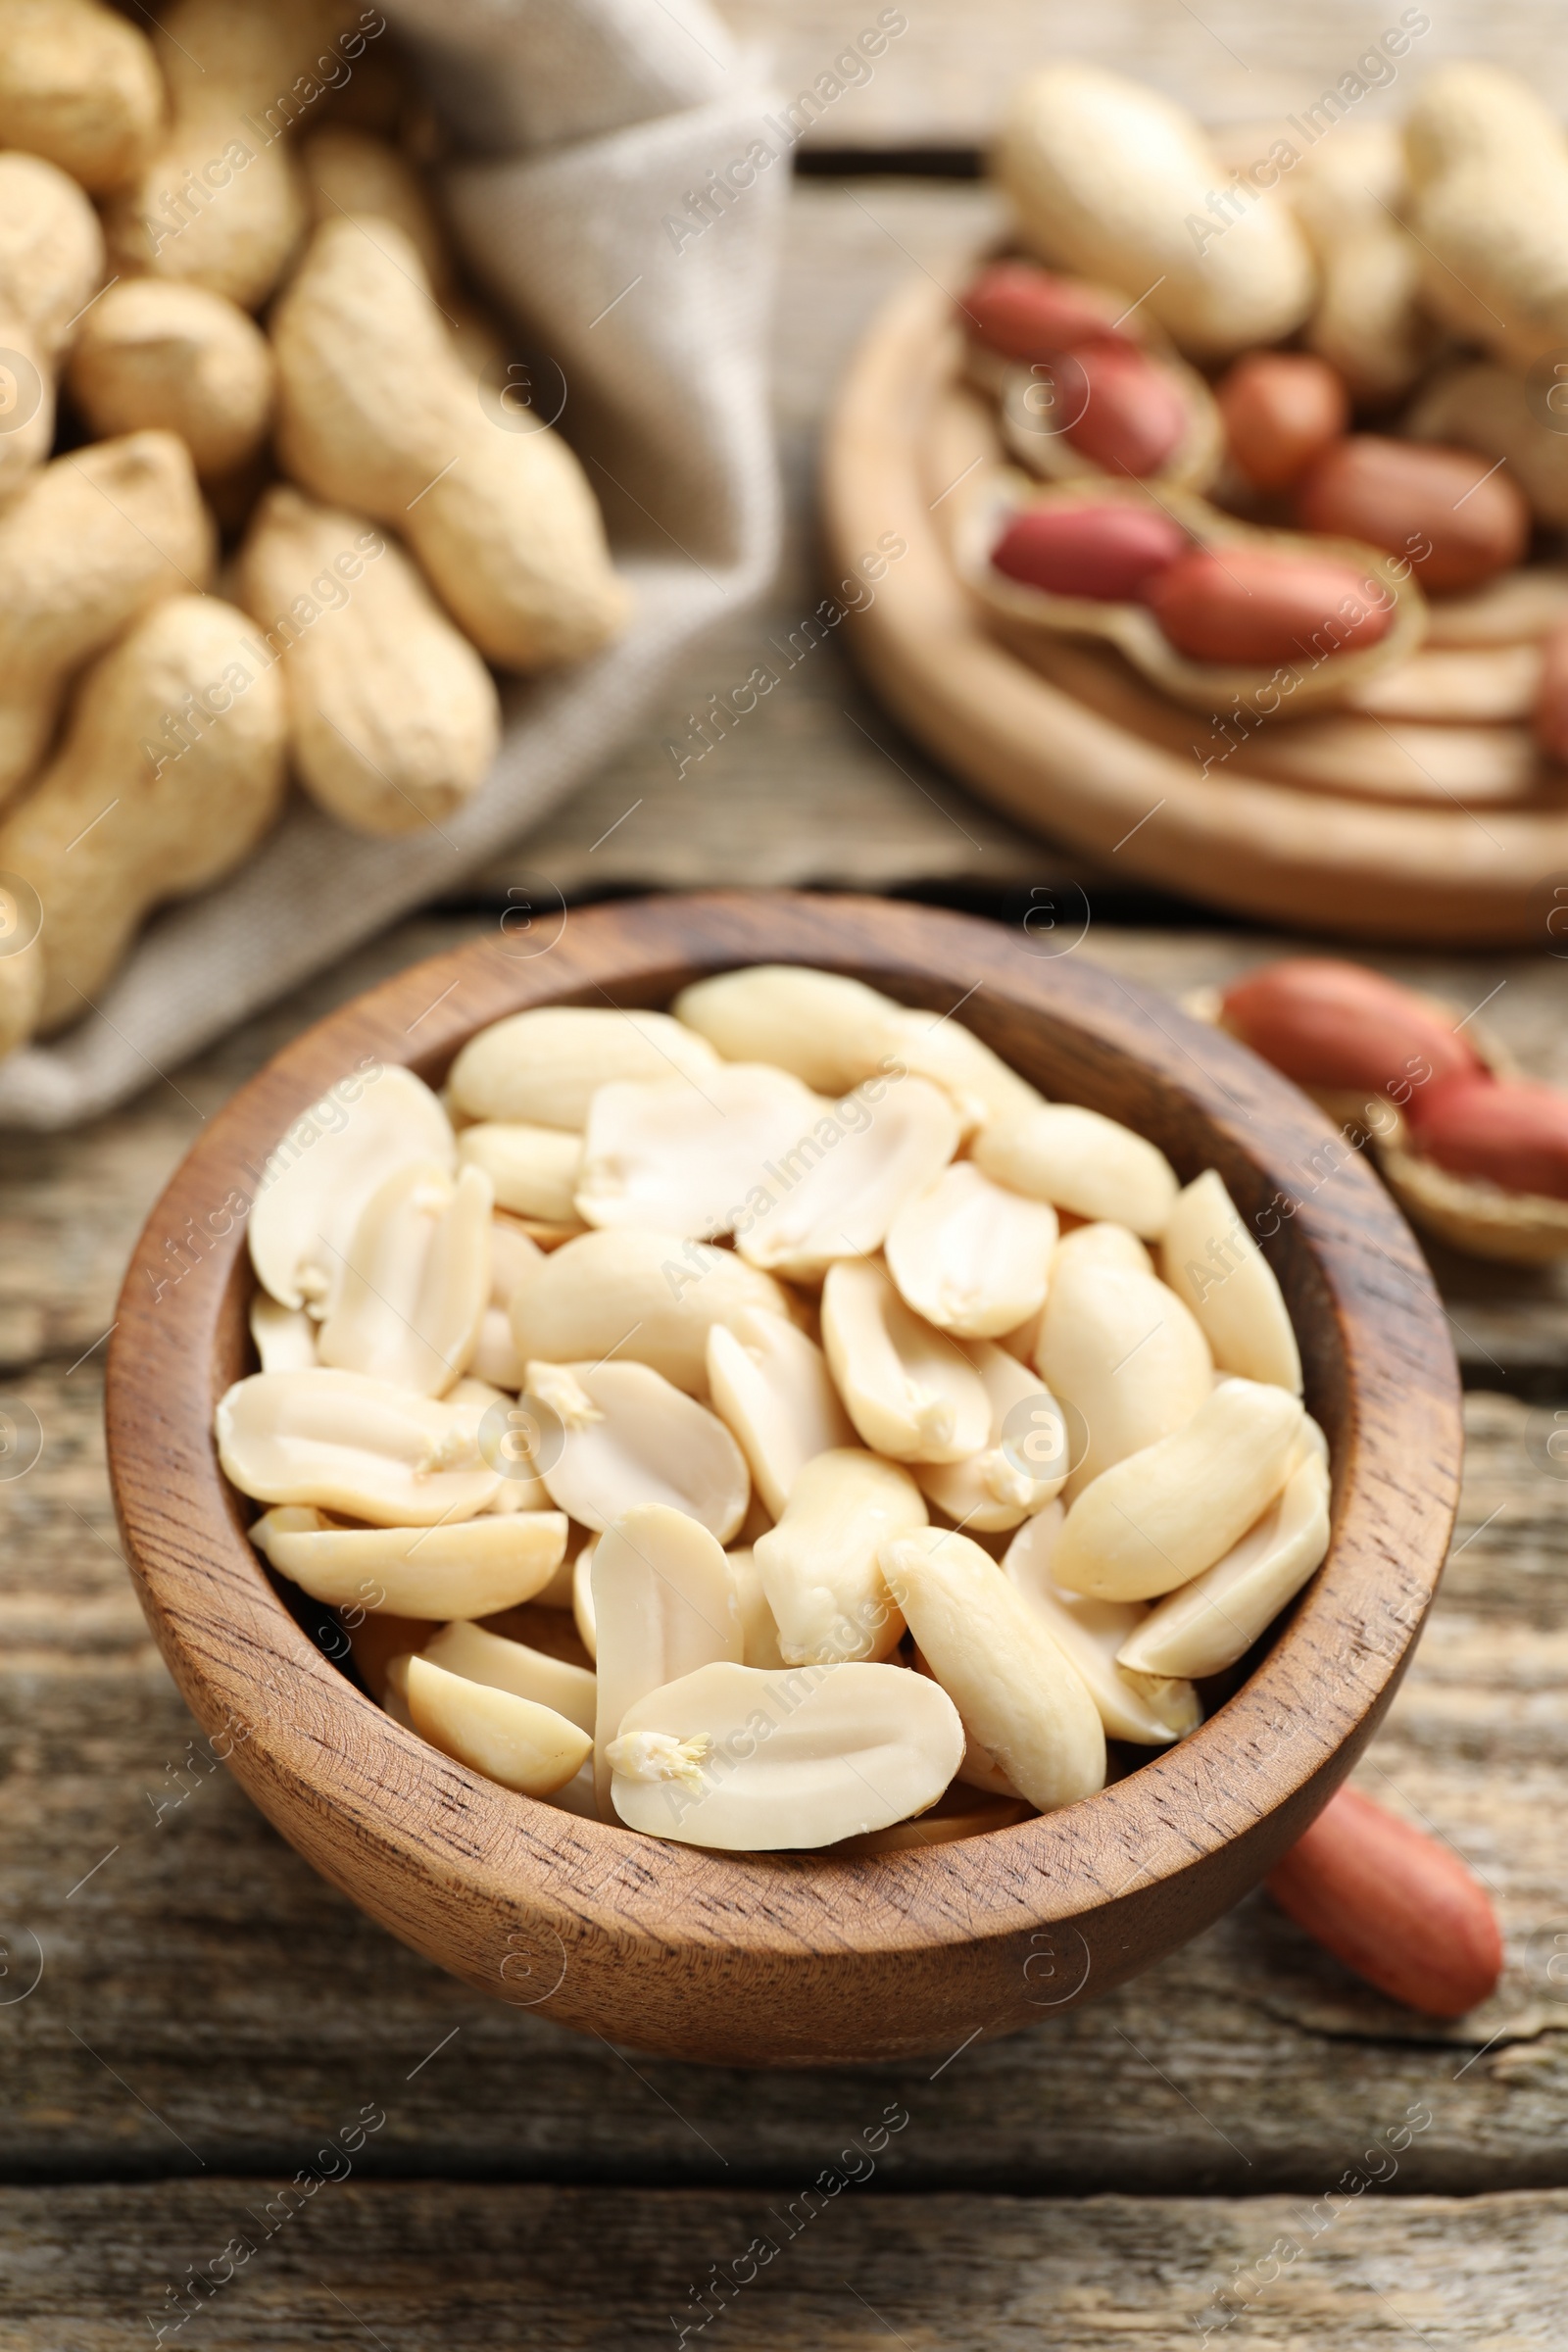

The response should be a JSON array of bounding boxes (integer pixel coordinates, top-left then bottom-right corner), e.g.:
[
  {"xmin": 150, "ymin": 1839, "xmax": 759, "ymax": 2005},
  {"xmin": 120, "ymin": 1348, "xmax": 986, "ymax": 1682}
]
[
  {"xmin": 995, "ymin": 354, "xmax": 1224, "ymax": 494},
  {"xmin": 1186, "ymin": 983, "xmax": 1566, "ymax": 1263},
  {"xmin": 956, "ymin": 473, "xmax": 1429, "ymax": 716}
]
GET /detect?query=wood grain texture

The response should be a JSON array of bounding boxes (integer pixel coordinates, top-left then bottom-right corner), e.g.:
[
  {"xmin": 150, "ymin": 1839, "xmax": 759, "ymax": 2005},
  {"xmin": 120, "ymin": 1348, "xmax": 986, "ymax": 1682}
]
[
  {"xmin": 5, "ymin": 2180, "xmax": 1568, "ymax": 2349},
  {"xmin": 713, "ymin": 1, "xmax": 1568, "ymax": 148},
  {"xmin": 103, "ymin": 895, "xmax": 1458, "ymax": 2067},
  {"xmin": 3, "ymin": 918, "xmax": 1563, "ymax": 2189},
  {"xmin": 821, "ymin": 274, "xmax": 1568, "ymax": 942}
]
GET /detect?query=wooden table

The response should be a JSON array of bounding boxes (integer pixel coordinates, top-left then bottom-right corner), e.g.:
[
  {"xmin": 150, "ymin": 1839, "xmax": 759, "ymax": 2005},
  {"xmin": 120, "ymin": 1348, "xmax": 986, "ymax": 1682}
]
[{"xmin": 7, "ymin": 27, "xmax": 1568, "ymax": 2341}]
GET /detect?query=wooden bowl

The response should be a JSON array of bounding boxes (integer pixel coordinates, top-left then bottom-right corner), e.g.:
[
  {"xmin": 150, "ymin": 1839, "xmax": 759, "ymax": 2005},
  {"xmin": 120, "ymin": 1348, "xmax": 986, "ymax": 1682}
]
[
  {"xmin": 822, "ymin": 270, "xmax": 1568, "ymax": 943},
  {"xmin": 106, "ymin": 893, "xmax": 1461, "ymax": 2067}
]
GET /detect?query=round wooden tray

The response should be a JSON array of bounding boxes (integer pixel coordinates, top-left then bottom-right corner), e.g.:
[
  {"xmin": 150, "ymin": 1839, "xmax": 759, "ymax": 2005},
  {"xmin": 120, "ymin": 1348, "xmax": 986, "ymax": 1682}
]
[
  {"xmin": 821, "ymin": 271, "xmax": 1568, "ymax": 943},
  {"xmin": 105, "ymin": 893, "xmax": 1460, "ymax": 2068}
]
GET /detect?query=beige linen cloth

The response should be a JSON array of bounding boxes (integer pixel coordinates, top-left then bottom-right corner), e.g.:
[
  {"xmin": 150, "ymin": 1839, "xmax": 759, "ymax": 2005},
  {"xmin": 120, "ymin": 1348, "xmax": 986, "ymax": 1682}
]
[{"xmin": 0, "ymin": 0, "xmax": 782, "ymax": 1127}]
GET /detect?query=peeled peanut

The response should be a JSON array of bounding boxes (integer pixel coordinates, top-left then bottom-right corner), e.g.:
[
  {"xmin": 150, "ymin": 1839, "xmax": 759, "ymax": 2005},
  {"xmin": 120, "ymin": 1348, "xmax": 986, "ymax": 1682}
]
[
  {"xmin": 248, "ymin": 1063, "xmax": 455, "ymax": 1318},
  {"xmin": 1145, "ymin": 547, "xmax": 1394, "ymax": 665},
  {"xmin": 465, "ymin": 1213, "xmax": 540, "ymax": 1392},
  {"xmin": 1002, "ymin": 1503, "xmax": 1200, "ymax": 1744},
  {"xmin": 236, "ymin": 486, "xmax": 501, "ymax": 838},
  {"xmin": 1219, "ymin": 957, "xmax": 1480, "ymax": 1097},
  {"xmin": 735, "ymin": 1075, "xmax": 960, "ymax": 1283},
  {"xmin": 1218, "ymin": 352, "xmax": 1348, "ymax": 491},
  {"xmin": 420, "ymin": 1619, "xmax": 596, "ymax": 1735},
  {"xmin": 458, "ymin": 1124, "xmax": 582, "ymax": 1225},
  {"xmin": 272, "ymin": 215, "xmax": 628, "ymax": 669},
  {"xmin": 0, "ymin": 594, "xmax": 286, "ymax": 1035},
  {"xmin": 0, "ymin": 0, "xmax": 163, "ymax": 192},
  {"xmin": 1052, "ymin": 1221, "xmax": 1152, "ymax": 1277},
  {"xmin": 531, "ymin": 1358, "xmax": 750, "ymax": 1543},
  {"xmin": 706, "ymin": 1308, "xmax": 854, "ymax": 1521},
  {"xmin": 913, "ymin": 1341, "xmax": 1067, "ymax": 1532},
  {"xmin": 67, "ymin": 280, "xmax": 274, "ymax": 480},
  {"xmin": 674, "ymin": 964, "xmax": 904, "ymax": 1095},
  {"xmin": 1405, "ymin": 1071, "xmax": 1568, "ymax": 1201},
  {"xmin": 1035, "ymin": 1246, "xmax": 1212, "ymax": 1497},
  {"xmin": 609, "ymin": 1659, "xmax": 964, "ymax": 1851},
  {"xmin": 0, "ymin": 147, "xmax": 104, "ymax": 496},
  {"xmin": 1116, "ymin": 1443, "xmax": 1330, "ymax": 1679},
  {"xmin": 450, "ymin": 1007, "xmax": 719, "ymax": 1130},
  {"xmin": 752, "ymin": 1446, "xmax": 923, "ymax": 1664},
  {"xmin": 990, "ymin": 501, "xmax": 1188, "ymax": 603},
  {"xmin": 509, "ymin": 1227, "xmax": 791, "ymax": 1399},
  {"xmin": 974, "ymin": 1102, "xmax": 1177, "ymax": 1236},
  {"xmin": 726, "ymin": 1547, "xmax": 786, "ymax": 1670},
  {"xmin": 996, "ymin": 65, "xmax": 1315, "ymax": 360},
  {"xmin": 407, "ymin": 1654, "xmax": 590, "ymax": 1797},
  {"xmin": 1054, "ymin": 1376, "xmax": 1303, "ymax": 1601},
  {"xmin": 886, "ymin": 1160, "xmax": 1058, "ymax": 1339},
  {"xmin": 216, "ymin": 1368, "xmax": 500, "ymax": 1527},
  {"xmin": 0, "ymin": 431, "xmax": 213, "ymax": 808},
  {"xmin": 576, "ymin": 1060, "xmax": 822, "ymax": 1240},
  {"xmin": 881, "ymin": 1526, "xmax": 1105, "ymax": 1813},
  {"xmin": 249, "ymin": 1501, "xmax": 567, "ymax": 1619},
  {"xmin": 1296, "ymin": 437, "xmax": 1529, "ymax": 597},
  {"xmin": 672, "ymin": 963, "xmax": 1041, "ymax": 1132},
  {"xmin": 591, "ymin": 1502, "xmax": 742, "ymax": 1812},
  {"xmin": 821, "ymin": 1257, "xmax": 991, "ymax": 1466},
  {"xmin": 316, "ymin": 1160, "xmax": 492, "ymax": 1396},
  {"xmin": 250, "ymin": 1295, "xmax": 318, "ymax": 1374},
  {"xmin": 1160, "ymin": 1169, "xmax": 1301, "ymax": 1394}
]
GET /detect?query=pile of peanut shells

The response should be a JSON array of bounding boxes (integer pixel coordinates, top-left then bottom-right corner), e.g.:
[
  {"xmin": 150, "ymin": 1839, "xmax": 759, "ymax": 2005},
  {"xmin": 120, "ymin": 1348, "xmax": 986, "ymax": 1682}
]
[{"xmin": 216, "ymin": 967, "xmax": 1331, "ymax": 1856}]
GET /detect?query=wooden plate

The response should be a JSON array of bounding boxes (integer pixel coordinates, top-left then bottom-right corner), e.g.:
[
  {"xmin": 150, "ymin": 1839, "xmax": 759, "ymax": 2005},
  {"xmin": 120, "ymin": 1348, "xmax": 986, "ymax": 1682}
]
[
  {"xmin": 106, "ymin": 894, "xmax": 1460, "ymax": 2067},
  {"xmin": 821, "ymin": 272, "xmax": 1568, "ymax": 942}
]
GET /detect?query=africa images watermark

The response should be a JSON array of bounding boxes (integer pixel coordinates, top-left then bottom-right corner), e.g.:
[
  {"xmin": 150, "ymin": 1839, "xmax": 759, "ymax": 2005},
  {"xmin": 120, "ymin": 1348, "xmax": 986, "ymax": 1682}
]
[
  {"xmin": 144, "ymin": 1055, "xmax": 384, "ymax": 1303},
  {"xmin": 659, "ymin": 1056, "xmax": 907, "ymax": 1299},
  {"xmin": 662, "ymin": 10, "xmax": 910, "ymax": 255},
  {"xmin": 142, "ymin": 528, "xmax": 388, "ymax": 778},
  {"xmin": 135, "ymin": 8, "xmax": 388, "ymax": 262},
  {"xmin": 664, "ymin": 534, "xmax": 907, "ymax": 780},
  {"xmin": 1191, "ymin": 534, "xmax": 1429, "ymax": 780},
  {"xmin": 1184, "ymin": 8, "xmax": 1432, "ymax": 260}
]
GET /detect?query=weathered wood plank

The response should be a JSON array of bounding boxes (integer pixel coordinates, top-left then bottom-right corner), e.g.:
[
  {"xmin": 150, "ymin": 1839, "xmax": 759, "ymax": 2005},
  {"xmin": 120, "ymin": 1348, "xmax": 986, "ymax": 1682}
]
[
  {"xmin": 712, "ymin": 2, "xmax": 1567, "ymax": 148},
  {"xmin": 3, "ymin": 917, "xmax": 1565, "ymax": 2182},
  {"xmin": 4, "ymin": 1373, "xmax": 1564, "ymax": 2187},
  {"xmin": 5, "ymin": 916, "xmax": 1565, "ymax": 1382},
  {"xmin": 468, "ymin": 182, "xmax": 1053, "ymax": 906},
  {"xmin": 3, "ymin": 2181, "xmax": 1567, "ymax": 2349}
]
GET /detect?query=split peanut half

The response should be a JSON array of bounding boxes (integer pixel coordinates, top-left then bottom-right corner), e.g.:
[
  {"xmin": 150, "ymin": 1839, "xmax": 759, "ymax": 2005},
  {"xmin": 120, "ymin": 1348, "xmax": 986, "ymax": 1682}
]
[
  {"xmin": 1053, "ymin": 1376, "xmax": 1305, "ymax": 1600},
  {"xmin": 752, "ymin": 1446, "xmax": 923, "ymax": 1664},
  {"xmin": 1001, "ymin": 1504, "xmax": 1200, "ymax": 1742},
  {"xmin": 250, "ymin": 1503, "xmax": 567, "ymax": 1619},
  {"xmin": 247, "ymin": 1063, "xmax": 454, "ymax": 1316},
  {"xmin": 881, "ymin": 1526, "xmax": 1107, "ymax": 1812},
  {"xmin": 529, "ymin": 1358, "xmax": 750, "ymax": 1544},
  {"xmin": 590, "ymin": 1502, "xmax": 743, "ymax": 1812},
  {"xmin": 608, "ymin": 1659, "xmax": 964, "ymax": 1850},
  {"xmin": 406, "ymin": 1655, "xmax": 591, "ymax": 1797}
]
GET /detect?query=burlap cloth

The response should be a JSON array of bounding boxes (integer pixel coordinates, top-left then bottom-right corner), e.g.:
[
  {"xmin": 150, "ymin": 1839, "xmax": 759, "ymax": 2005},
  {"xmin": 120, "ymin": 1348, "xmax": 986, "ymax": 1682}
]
[{"xmin": 0, "ymin": 0, "xmax": 782, "ymax": 1127}]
